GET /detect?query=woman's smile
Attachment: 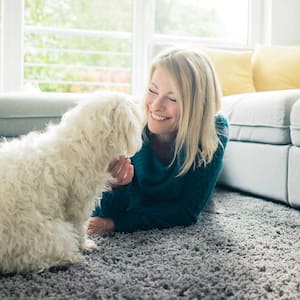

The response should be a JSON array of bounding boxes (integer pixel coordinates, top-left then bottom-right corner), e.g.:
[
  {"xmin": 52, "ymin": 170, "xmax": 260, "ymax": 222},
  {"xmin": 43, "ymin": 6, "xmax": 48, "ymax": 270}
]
[{"xmin": 150, "ymin": 112, "xmax": 169, "ymax": 121}]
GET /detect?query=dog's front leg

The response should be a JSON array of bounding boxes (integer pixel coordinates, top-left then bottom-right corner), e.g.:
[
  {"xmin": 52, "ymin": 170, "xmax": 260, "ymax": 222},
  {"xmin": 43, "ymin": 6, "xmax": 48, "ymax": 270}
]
[
  {"xmin": 65, "ymin": 214, "xmax": 97, "ymax": 252},
  {"xmin": 78, "ymin": 222, "xmax": 97, "ymax": 252},
  {"xmin": 82, "ymin": 237, "xmax": 97, "ymax": 252},
  {"xmin": 64, "ymin": 193, "xmax": 98, "ymax": 252}
]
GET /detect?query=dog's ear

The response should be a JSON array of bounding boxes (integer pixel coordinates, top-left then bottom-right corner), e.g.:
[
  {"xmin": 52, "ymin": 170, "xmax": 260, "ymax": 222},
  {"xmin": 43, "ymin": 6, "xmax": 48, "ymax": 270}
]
[
  {"xmin": 114, "ymin": 99, "xmax": 143, "ymax": 157},
  {"xmin": 85, "ymin": 101, "xmax": 115, "ymax": 143},
  {"xmin": 60, "ymin": 96, "xmax": 113, "ymax": 145}
]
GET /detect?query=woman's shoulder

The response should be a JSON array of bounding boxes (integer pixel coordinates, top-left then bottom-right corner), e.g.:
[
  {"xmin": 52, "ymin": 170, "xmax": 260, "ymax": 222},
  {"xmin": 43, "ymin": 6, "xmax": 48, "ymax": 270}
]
[
  {"xmin": 215, "ymin": 113, "xmax": 229, "ymax": 149},
  {"xmin": 215, "ymin": 113, "xmax": 229, "ymax": 129},
  {"xmin": 215, "ymin": 113, "xmax": 229, "ymax": 136}
]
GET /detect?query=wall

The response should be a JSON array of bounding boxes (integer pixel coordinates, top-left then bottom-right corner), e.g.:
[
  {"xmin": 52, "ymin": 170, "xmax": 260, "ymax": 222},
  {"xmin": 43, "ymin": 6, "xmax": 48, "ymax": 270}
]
[{"xmin": 261, "ymin": 0, "xmax": 300, "ymax": 45}]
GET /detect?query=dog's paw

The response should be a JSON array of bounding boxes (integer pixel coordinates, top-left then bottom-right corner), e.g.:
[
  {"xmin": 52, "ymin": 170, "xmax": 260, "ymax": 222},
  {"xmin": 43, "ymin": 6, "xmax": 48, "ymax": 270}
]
[{"xmin": 82, "ymin": 238, "xmax": 97, "ymax": 252}]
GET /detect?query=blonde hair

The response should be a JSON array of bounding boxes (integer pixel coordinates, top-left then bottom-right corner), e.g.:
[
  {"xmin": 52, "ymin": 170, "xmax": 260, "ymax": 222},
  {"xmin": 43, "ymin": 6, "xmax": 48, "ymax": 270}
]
[{"xmin": 145, "ymin": 47, "xmax": 222, "ymax": 176}]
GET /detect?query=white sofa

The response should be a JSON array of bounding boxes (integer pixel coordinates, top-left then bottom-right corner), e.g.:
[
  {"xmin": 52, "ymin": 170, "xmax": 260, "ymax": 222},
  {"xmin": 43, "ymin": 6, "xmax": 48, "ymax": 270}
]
[
  {"xmin": 0, "ymin": 90, "xmax": 300, "ymax": 209},
  {"xmin": 219, "ymin": 89, "xmax": 300, "ymax": 209},
  {"xmin": 203, "ymin": 46, "xmax": 300, "ymax": 209}
]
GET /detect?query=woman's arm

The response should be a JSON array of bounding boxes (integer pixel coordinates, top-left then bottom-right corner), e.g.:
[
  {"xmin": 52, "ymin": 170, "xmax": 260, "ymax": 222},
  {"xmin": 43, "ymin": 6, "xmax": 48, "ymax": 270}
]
[
  {"xmin": 113, "ymin": 140, "xmax": 227, "ymax": 232},
  {"xmin": 110, "ymin": 117, "xmax": 229, "ymax": 233},
  {"xmin": 90, "ymin": 116, "xmax": 229, "ymax": 234}
]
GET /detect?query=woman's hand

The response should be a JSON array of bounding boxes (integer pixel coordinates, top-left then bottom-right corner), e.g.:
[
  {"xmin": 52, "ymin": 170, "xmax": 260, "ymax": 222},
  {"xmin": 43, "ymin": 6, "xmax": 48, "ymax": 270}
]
[
  {"xmin": 87, "ymin": 217, "xmax": 115, "ymax": 235},
  {"xmin": 108, "ymin": 156, "xmax": 134, "ymax": 188}
]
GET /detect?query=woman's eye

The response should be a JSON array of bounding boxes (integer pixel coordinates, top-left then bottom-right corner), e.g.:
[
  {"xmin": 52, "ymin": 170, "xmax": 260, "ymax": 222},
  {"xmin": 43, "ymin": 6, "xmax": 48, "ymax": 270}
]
[
  {"xmin": 148, "ymin": 88, "xmax": 158, "ymax": 94},
  {"xmin": 168, "ymin": 97, "xmax": 177, "ymax": 102}
]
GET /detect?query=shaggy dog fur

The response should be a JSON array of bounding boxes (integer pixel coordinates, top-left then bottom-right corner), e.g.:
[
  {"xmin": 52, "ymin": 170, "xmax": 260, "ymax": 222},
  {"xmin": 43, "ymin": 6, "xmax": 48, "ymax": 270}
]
[{"xmin": 0, "ymin": 92, "xmax": 143, "ymax": 274}]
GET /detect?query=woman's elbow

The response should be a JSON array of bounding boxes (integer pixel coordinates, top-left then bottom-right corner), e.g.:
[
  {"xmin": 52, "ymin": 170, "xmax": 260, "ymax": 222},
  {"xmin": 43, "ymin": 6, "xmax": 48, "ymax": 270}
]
[{"xmin": 180, "ymin": 211, "xmax": 198, "ymax": 227}]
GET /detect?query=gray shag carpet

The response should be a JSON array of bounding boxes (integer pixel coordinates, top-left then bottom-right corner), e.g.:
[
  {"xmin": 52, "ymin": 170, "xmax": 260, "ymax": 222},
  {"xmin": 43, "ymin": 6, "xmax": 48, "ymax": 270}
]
[{"xmin": 1, "ymin": 187, "xmax": 300, "ymax": 300}]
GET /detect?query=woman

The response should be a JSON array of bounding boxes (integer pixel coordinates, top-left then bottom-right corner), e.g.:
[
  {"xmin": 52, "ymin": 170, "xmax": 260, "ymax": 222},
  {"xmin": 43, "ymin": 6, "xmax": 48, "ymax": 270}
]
[{"xmin": 87, "ymin": 47, "xmax": 229, "ymax": 234}]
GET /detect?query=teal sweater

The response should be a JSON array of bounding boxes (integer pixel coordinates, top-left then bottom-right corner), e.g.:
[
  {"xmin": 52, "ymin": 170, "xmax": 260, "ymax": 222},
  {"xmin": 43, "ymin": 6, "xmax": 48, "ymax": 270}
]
[{"xmin": 92, "ymin": 114, "xmax": 229, "ymax": 233}]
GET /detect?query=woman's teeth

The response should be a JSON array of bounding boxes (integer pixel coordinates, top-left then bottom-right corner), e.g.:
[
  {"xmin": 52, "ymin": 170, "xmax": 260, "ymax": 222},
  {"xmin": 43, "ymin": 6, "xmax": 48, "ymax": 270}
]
[{"xmin": 151, "ymin": 112, "xmax": 167, "ymax": 121}]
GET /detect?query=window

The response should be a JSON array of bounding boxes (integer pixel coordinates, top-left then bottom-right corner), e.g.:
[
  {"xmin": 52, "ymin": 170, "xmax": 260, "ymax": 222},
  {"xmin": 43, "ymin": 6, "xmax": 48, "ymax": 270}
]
[
  {"xmin": 24, "ymin": 0, "xmax": 133, "ymax": 93},
  {"xmin": 1, "ymin": 0, "xmax": 252, "ymax": 95},
  {"xmin": 151, "ymin": 0, "xmax": 249, "ymax": 58},
  {"xmin": 154, "ymin": 0, "xmax": 249, "ymax": 46}
]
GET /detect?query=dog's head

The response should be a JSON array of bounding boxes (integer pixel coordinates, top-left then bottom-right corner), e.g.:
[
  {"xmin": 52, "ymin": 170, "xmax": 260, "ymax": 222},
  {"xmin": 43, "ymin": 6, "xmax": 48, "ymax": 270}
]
[
  {"xmin": 98, "ymin": 92, "xmax": 143, "ymax": 158},
  {"xmin": 61, "ymin": 91, "xmax": 143, "ymax": 162}
]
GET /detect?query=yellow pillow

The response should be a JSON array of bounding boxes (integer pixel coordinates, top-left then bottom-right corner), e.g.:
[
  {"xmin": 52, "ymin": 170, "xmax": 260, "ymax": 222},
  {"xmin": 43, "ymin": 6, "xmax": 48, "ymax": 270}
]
[
  {"xmin": 204, "ymin": 48, "xmax": 256, "ymax": 96},
  {"xmin": 253, "ymin": 46, "xmax": 300, "ymax": 91}
]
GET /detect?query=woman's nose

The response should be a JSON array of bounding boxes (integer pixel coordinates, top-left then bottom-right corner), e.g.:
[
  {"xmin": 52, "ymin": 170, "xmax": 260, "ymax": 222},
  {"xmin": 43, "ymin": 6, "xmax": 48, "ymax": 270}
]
[{"xmin": 151, "ymin": 95, "xmax": 165, "ymax": 110}]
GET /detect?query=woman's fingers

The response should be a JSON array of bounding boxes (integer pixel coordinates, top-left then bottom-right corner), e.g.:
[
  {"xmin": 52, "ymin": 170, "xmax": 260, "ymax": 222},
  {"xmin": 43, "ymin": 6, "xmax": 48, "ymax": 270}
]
[
  {"xmin": 115, "ymin": 159, "xmax": 131, "ymax": 181},
  {"xmin": 118, "ymin": 164, "xmax": 134, "ymax": 185},
  {"xmin": 108, "ymin": 156, "xmax": 125, "ymax": 174},
  {"xmin": 108, "ymin": 156, "xmax": 134, "ymax": 187}
]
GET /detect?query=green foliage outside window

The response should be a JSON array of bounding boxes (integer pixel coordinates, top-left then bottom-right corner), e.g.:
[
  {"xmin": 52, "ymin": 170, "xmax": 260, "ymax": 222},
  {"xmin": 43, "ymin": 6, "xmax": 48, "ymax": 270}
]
[
  {"xmin": 24, "ymin": 0, "xmax": 132, "ymax": 93},
  {"xmin": 23, "ymin": 0, "xmax": 247, "ymax": 93}
]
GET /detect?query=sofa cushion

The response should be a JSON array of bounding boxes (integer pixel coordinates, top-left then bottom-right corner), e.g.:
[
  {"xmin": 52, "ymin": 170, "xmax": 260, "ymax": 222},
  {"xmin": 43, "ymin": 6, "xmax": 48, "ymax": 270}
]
[
  {"xmin": 203, "ymin": 48, "xmax": 256, "ymax": 96},
  {"xmin": 0, "ymin": 92, "xmax": 81, "ymax": 137},
  {"xmin": 253, "ymin": 45, "xmax": 300, "ymax": 91},
  {"xmin": 221, "ymin": 89, "xmax": 300, "ymax": 144},
  {"xmin": 290, "ymin": 99, "xmax": 300, "ymax": 146},
  {"xmin": 219, "ymin": 141, "xmax": 289, "ymax": 203}
]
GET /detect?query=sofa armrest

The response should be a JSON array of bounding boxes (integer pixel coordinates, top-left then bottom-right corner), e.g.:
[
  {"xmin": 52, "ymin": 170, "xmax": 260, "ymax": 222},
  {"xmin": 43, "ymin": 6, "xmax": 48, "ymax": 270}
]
[
  {"xmin": 221, "ymin": 89, "xmax": 300, "ymax": 144},
  {"xmin": 0, "ymin": 92, "xmax": 82, "ymax": 137}
]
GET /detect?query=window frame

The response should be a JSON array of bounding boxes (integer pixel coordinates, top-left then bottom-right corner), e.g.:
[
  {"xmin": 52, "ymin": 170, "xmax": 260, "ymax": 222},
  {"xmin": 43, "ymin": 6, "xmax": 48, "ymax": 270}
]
[
  {"xmin": 0, "ymin": 0, "xmax": 260, "ymax": 95},
  {"xmin": 1, "ymin": 0, "xmax": 24, "ymax": 92}
]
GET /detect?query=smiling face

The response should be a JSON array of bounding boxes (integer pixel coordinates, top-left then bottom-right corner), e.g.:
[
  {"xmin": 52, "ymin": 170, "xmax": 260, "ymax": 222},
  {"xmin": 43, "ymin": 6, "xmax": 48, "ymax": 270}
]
[{"xmin": 145, "ymin": 67, "xmax": 180, "ymax": 142}]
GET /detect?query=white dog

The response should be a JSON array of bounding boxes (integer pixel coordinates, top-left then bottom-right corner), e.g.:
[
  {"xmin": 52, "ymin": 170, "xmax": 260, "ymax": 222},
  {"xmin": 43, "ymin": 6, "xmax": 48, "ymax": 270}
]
[{"xmin": 0, "ymin": 92, "xmax": 143, "ymax": 274}]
